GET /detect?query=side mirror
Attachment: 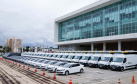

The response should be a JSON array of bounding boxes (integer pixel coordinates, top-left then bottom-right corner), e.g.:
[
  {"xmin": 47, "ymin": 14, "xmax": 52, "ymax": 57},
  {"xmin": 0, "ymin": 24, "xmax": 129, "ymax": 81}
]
[
  {"xmin": 123, "ymin": 58, "xmax": 126, "ymax": 63},
  {"xmin": 109, "ymin": 58, "xmax": 113, "ymax": 62},
  {"xmin": 98, "ymin": 57, "xmax": 101, "ymax": 61}
]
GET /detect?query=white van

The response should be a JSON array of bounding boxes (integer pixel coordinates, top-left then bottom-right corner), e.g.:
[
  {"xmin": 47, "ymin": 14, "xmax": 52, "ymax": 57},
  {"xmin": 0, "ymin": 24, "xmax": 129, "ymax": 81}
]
[
  {"xmin": 59, "ymin": 53, "xmax": 69, "ymax": 61},
  {"xmin": 46, "ymin": 53, "xmax": 53, "ymax": 60},
  {"xmin": 64, "ymin": 53, "xmax": 75, "ymax": 62},
  {"xmin": 88, "ymin": 52, "xmax": 102, "ymax": 67},
  {"xmin": 50, "ymin": 53, "xmax": 58, "ymax": 60},
  {"xmin": 98, "ymin": 52, "xmax": 113, "ymax": 69},
  {"xmin": 110, "ymin": 52, "xmax": 137, "ymax": 71},
  {"xmin": 54, "ymin": 53, "xmax": 63, "ymax": 61},
  {"xmin": 79, "ymin": 54, "xmax": 91, "ymax": 66},
  {"xmin": 71, "ymin": 54, "xmax": 82, "ymax": 63}
]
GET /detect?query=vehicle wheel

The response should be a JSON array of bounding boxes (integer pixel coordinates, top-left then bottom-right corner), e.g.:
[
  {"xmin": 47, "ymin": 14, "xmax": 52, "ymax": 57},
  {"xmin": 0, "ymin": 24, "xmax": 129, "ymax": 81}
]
[
  {"xmin": 134, "ymin": 65, "xmax": 137, "ymax": 69},
  {"xmin": 107, "ymin": 66, "xmax": 110, "ymax": 69},
  {"xmin": 120, "ymin": 67, "xmax": 124, "ymax": 72},
  {"xmin": 80, "ymin": 69, "xmax": 84, "ymax": 73},
  {"xmin": 65, "ymin": 71, "xmax": 69, "ymax": 76},
  {"xmin": 110, "ymin": 68, "xmax": 113, "ymax": 71},
  {"xmin": 96, "ymin": 65, "xmax": 98, "ymax": 68},
  {"xmin": 88, "ymin": 64, "xmax": 91, "ymax": 67}
]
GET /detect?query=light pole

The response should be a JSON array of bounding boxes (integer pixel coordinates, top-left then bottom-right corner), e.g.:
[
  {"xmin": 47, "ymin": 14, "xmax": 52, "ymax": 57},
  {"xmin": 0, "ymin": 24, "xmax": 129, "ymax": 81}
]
[{"xmin": 43, "ymin": 43, "xmax": 44, "ymax": 53}]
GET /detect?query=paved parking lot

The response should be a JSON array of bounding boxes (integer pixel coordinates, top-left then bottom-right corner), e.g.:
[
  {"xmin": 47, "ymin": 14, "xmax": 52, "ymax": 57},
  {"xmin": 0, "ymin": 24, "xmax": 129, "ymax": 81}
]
[{"xmin": 22, "ymin": 63, "xmax": 137, "ymax": 84}]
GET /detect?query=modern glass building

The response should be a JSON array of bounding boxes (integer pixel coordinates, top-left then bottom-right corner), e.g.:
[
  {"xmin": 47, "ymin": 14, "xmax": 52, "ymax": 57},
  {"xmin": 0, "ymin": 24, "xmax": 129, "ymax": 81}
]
[{"xmin": 54, "ymin": 0, "xmax": 137, "ymax": 51}]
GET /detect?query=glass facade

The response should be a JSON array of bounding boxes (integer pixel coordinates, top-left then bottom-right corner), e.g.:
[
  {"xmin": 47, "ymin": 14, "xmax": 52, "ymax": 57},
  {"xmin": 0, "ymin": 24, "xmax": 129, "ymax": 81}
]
[{"xmin": 58, "ymin": 0, "xmax": 137, "ymax": 42}]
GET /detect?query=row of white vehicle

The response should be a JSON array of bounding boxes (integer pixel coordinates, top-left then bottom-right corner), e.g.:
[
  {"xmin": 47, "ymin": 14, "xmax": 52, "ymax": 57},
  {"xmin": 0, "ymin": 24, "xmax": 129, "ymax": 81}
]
[
  {"xmin": 22, "ymin": 51, "xmax": 137, "ymax": 71},
  {"xmin": 4, "ymin": 55, "xmax": 85, "ymax": 76}
]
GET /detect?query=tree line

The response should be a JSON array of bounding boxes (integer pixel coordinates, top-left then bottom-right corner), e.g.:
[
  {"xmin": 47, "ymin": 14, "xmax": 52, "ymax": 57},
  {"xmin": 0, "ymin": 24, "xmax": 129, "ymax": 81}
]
[{"xmin": 0, "ymin": 46, "xmax": 30, "ymax": 53}]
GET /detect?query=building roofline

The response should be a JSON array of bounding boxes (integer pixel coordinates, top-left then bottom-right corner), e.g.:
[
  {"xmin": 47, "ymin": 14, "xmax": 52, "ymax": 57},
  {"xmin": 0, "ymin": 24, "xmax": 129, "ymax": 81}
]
[{"xmin": 55, "ymin": 0, "xmax": 121, "ymax": 23}]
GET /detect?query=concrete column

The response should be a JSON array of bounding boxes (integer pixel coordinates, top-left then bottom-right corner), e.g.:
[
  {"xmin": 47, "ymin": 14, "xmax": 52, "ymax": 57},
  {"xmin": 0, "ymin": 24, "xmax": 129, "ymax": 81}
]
[
  {"xmin": 118, "ymin": 41, "xmax": 121, "ymax": 51},
  {"xmin": 103, "ymin": 42, "xmax": 106, "ymax": 51},
  {"xmin": 91, "ymin": 43, "xmax": 94, "ymax": 51}
]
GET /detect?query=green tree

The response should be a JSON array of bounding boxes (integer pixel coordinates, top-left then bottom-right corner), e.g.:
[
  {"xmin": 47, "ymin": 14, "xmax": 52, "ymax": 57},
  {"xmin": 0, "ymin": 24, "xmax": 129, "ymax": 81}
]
[
  {"xmin": 25, "ymin": 46, "xmax": 30, "ymax": 52},
  {"xmin": 0, "ymin": 46, "xmax": 3, "ymax": 48},
  {"xmin": 3, "ymin": 46, "xmax": 12, "ymax": 53},
  {"xmin": 0, "ymin": 46, "xmax": 3, "ymax": 54}
]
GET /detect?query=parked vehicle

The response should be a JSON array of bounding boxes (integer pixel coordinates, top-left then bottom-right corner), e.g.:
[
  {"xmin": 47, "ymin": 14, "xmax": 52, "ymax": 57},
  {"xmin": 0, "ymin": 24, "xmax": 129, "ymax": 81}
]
[
  {"xmin": 65, "ymin": 54, "xmax": 75, "ymax": 62},
  {"xmin": 46, "ymin": 53, "xmax": 53, "ymax": 60},
  {"xmin": 71, "ymin": 54, "xmax": 82, "ymax": 63},
  {"xmin": 110, "ymin": 52, "xmax": 137, "ymax": 71},
  {"xmin": 35, "ymin": 60, "xmax": 48, "ymax": 67},
  {"xmin": 29, "ymin": 59, "xmax": 39, "ymax": 66},
  {"xmin": 98, "ymin": 52, "xmax": 113, "ymax": 69},
  {"xmin": 45, "ymin": 61, "xmax": 58, "ymax": 70},
  {"xmin": 59, "ymin": 53, "xmax": 69, "ymax": 61},
  {"xmin": 54, "ymin": 54, "xmax": 63, "ymax": 61},
  {"xmin": 33, "ymin": 59, "xmax": 45, "ymax": 66},
  {"xmin": 79, "ymin": 54, "xmax": 91, "ymax": 66},
  {"xmin": 38, "ymin": 60, "xmax": 51, "ymax": 69},
  {"xmin": 56, "ymin": 63, "xmax": 84, "ymax": 75},
  {"xmin": 47, "ymin": 62, "xmax": 67, "ymax": 72},
  {"xmin": 88, "ymin": 52, "xmax": 102, "ymax": 67},
  {"xmin": 50, "ymin": 54, "xmax": 58, "ymax": 60}
]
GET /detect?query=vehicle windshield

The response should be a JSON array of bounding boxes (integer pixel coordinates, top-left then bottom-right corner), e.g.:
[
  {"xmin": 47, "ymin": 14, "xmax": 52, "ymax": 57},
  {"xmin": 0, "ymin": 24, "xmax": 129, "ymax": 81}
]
[
  {"xmin": 112, "ymin": 57, "xmax": 124, "ymax": 62},
  {"xmin": 74, "ymin": 56, "xmax": 81, "ymax": 59},
  {"xmin": 81, "ymin": 56, "xmax": 89, "ymax": 60},
  {"xmin": 41, "ymin": 60, "xmax": 47, "ymax": 63},
  {"xmin": 48, "ymin": 54, "xmax": 52, "ymax": 57},
  {"xmin": 81, "ymin": 52, "xmax": 85, "ymax": 54},
  {"xmin": 95, "ymin": 52, "xmax": 101, "ymax": 54},
  {"xmin": 114, "ymin": 52, "xmax": 122, "ymax": 54},
  {"xmin": 67, "ymin": 55, "xmax": 73, "ymax": 59},
  {"xmin": 30, "ymin": 59, "xmax": 34, "ymax": 61},
  {"xmin": 54, "ymin": 62, "xmax": 63, "ymax": 66},
  {"xmin": 50, "ymin": 62, "xmax": 57, "ymax": 65},
  {"xmin": 52, "ymin": 55, "xmax": 57, "ymax": 58},
  {"xmin": 47, "ymin": 61, "xmax": 53, "ymax": 64},
  {"xmin": 44, "ymin": 61, "xmax": 50, "ymax": 64},
  {"xmin": 91, "ymin": 56, "xmax": 99, "ymax": 61},
  {"xmin": 38, "ymin": 60, "xmax": 44, "ymax": 62},
  {"xmin": 63, "ymin": 64, "xmax": 72, "ymax": 68},
  {"xmin": 35, "ymin": 59, "xmax": 39, "ymax": 62},
  {"xmin": 75, "ymin": 52, "xmax": 80, "ymax": 54},
  {"xmin": 103, "ymin": 52, "xmax": 109, "ymax": 54},
  {"xmin": 87, "ymin": 52, "xmax": 93, "ymax": 54},
  {"xmin": 46, "ymin": 54, "xmax": 49, "ymax": 57},
  {"xmin": 62, "ymin": 55, "xmax": 67, "ymax": 58},
  {"xmin": 57, "ymin": 55, "xmax": 62, "ymax": 58},
  {"xmin": 101, "ymin": 57, "xmax": 110, "ymax": 61}
]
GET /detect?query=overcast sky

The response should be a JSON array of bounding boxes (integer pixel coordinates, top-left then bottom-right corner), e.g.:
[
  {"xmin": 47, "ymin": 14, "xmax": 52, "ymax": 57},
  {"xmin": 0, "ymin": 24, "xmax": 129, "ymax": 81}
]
[{"xmin": 0, "ymin": 0, "xmax": 98, "ymax": 48}]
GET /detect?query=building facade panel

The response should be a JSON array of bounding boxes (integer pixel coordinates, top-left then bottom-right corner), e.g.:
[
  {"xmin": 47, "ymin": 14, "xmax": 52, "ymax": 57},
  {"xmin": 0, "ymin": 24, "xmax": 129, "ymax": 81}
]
[{"xmin": 58, "ymin": 0, "xmax": 137, "ymax": 42}]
